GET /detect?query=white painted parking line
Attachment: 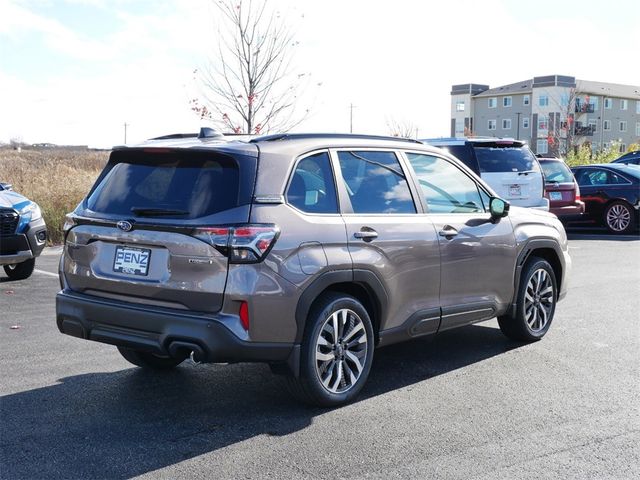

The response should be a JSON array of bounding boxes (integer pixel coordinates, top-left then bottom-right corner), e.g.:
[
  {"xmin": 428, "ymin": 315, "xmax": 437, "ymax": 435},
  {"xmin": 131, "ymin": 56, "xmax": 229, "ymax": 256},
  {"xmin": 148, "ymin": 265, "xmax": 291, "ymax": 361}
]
[{"xmin": 34, "ymin": 269, "xmax": 59, "ymax": 278}]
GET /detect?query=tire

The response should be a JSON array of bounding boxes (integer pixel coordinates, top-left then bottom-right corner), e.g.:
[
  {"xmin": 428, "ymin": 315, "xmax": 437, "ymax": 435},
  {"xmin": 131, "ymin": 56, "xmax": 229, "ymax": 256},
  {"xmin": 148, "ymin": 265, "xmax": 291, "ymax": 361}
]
[
  {"xmin": 603, "ymin": 201, "xmax": 636, "ymax": 234},
  {"xmin": 285, "ymin": 293, "xmax": 375, "ymax": 407},
  {"xmin": 117, "ymin": 346, "xmax": 184, "ymax": 370},
  {"xmin": 3, "ymin": 258, "xmax": 35, "ymax": 280},
  {"xmin": 498, "ymin": 256, "xmax": 557, "ymax": 342}
]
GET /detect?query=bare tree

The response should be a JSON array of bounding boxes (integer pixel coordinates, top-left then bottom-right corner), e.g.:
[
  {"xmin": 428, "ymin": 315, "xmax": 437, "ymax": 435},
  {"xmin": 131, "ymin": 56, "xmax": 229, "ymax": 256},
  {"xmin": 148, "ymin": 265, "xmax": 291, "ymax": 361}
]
[
  {"xmin": 386, "ymin": 117, "xmax": 418, "ymax": 139},
  {"xmin": 546, "ymin": 88, "xmax": 596, "ymax": 157},
  {"xmin": 192, "ymin": 0, "xmax": 312, "ymax": 134}
]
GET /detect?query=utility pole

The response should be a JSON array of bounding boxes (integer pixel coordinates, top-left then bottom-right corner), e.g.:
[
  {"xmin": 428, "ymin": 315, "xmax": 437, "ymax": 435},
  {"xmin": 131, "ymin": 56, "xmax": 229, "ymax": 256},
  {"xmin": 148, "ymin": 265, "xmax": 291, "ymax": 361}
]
[
  {"xmin": 123, "ymin": 122, "xmax": 129, "ymax": 144},
  {"xmin": 349, "ymin": 104, "xmax": 356, "ymax": 133}
]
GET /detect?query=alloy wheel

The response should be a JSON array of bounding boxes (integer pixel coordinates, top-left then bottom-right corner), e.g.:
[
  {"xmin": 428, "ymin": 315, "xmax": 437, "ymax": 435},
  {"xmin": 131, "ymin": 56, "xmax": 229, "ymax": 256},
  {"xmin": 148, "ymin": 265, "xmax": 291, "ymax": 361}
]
[
  {"xmin": 606, "ymin": 204, "xmax": 631, "ymax": 232},
  {"xmin": 524, "ymin": 269, "xmax": 555, "ymax": 333},
  {"xmin": 314, "ymin": 308, "xmax": 368, "ymax": 394}
]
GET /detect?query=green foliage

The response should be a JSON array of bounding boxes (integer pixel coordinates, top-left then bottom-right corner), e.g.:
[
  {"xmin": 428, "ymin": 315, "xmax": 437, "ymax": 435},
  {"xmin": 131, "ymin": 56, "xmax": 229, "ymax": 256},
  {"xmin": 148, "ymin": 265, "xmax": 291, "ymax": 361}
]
[
  {"xmin": 565, "ymin": 142, "xmax": 622, "ymax": 166},
  {"xmin": 627, "ymin": 143, "xmax": 639, "ymax": 153}
]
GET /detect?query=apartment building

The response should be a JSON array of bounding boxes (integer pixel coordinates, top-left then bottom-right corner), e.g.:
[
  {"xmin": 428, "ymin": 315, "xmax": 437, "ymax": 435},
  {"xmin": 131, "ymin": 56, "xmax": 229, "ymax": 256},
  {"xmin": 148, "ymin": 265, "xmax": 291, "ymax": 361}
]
[{"xmin": 450, "ymin": 75, "xmax": 640, "ymax": 155}]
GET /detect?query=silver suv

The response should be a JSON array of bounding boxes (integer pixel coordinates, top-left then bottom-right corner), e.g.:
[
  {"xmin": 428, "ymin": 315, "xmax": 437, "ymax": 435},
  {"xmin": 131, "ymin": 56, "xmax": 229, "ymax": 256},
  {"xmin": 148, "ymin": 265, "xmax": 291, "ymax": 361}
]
[{"xmin": 56, "ymin": 131, "xmax": 571, "ymax": 407}]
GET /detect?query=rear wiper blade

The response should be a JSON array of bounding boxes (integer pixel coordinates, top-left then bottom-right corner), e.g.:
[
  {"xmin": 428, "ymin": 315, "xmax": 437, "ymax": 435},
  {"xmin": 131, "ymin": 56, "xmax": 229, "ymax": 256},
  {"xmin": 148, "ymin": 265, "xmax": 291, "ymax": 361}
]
[
  {"xmin": 517, "ymin": 170, "xmax": 537, "ymax": 175},
  {"xmin": 131, "ymin": 207, "xmax": 190, "ymax": 216}
]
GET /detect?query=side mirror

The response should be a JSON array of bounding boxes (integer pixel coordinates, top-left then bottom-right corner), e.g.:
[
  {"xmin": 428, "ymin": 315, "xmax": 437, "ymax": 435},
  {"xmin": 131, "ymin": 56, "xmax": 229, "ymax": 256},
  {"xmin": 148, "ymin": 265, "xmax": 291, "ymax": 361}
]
[
  {"xmin": 489, "ymin": 197, "xmax": 509, "ymax": 220},
  {"xmin": 0, "ymin": 182, "xmax": 13, "ymax": 191}
]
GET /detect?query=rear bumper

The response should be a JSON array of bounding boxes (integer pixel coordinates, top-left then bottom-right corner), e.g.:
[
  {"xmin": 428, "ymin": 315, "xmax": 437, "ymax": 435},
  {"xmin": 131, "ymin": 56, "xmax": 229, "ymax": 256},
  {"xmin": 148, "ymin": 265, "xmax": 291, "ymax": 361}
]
[
  {"xmin": 550, "ymin": 202, "xmax": 585, "ymax": 222},
  {"xmin": 512, "ymin": 198, "xmax": 550, "ymax": 211},
  {"xmin": 56, "ymin": 290, "xmax": 293, "ymax": 364}
]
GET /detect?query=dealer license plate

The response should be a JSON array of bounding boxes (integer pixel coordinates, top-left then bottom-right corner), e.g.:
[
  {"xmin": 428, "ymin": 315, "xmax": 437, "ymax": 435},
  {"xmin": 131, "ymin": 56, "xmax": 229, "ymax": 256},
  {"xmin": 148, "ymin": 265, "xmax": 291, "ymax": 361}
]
[
  {"xmin": 509, "ymin": 184, "xmax": 522, "ymax": 197},
  {"xmin": 549, "ymin": 191, "xmax": 563, "ymax": 201},
  {"xmin": 113, "ymin": 246, "xmax": 151, "ymax": 276}
]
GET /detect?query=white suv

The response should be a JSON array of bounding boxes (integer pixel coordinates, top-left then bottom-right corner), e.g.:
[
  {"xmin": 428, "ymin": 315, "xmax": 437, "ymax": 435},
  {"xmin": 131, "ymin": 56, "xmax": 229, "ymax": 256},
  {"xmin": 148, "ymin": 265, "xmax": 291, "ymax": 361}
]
[{"xmin": 423, "ymin": 138, "xmax": 549, "ymax": 211}]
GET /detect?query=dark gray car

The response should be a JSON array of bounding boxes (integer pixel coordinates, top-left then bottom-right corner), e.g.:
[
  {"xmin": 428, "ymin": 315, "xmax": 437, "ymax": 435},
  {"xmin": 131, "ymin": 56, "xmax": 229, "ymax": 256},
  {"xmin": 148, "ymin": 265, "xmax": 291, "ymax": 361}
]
[{"xmin": 56, "ymin": 131, "xmax": 571, "ymax": 407}]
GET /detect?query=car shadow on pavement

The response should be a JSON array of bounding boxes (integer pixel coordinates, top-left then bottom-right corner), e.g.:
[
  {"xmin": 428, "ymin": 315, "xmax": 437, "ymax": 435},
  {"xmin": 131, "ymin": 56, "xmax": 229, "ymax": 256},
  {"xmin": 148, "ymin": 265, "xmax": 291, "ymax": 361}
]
[
  {"xmin": 566, "ymin": 228, "xmax": 640, "ymax": 241},
  {"xmin": 0, "ymin": 323, "xmax": 522, "ymax": 479}
]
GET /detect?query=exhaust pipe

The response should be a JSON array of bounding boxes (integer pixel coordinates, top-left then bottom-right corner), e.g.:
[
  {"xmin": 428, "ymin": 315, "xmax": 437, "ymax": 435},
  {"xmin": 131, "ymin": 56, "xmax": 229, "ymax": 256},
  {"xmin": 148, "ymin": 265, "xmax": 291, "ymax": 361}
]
[
  {"xmin": 168, "ymin": 341, "xmax": 205, "ymax": 364},
  {"xmin": 190, "ymin": 350, "xmax": 202, "ymax": 365}
]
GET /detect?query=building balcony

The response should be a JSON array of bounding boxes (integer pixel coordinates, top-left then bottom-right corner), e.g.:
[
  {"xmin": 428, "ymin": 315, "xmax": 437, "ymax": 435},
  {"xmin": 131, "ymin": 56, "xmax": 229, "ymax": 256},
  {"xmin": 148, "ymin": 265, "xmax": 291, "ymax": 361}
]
[
  {"xmin": 574, "ymin": 125, "xmax": 595, "ymax": 136},
  {"xmin": 574, "ymin": 103, "xmax": 595, "ymax": 113}
]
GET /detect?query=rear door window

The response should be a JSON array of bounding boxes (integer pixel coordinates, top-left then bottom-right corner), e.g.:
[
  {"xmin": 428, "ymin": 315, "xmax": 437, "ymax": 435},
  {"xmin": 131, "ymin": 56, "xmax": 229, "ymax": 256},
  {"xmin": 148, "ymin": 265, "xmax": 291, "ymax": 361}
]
[
  {"xmin": 337, "ymin": 151, "xmax": 416, "ymax": 214},
  {"xmin": 86, "ymin": 149, "xmax": 254, "ymax": 219}
]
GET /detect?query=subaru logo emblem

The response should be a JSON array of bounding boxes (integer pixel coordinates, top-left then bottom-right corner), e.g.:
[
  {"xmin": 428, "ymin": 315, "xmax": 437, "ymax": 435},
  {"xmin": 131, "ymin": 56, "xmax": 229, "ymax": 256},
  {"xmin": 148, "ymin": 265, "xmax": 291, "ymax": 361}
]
[{"xmin": 117, "ymin": 220, "xmax": 133, "ymax": 232}]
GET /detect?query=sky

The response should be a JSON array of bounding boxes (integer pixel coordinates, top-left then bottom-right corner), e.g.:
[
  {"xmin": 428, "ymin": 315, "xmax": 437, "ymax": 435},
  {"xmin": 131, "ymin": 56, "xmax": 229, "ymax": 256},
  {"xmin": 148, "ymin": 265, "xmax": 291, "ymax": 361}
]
[{"xmin": 1, "ymin": 0, "xmax": 639, "ymax": 147}]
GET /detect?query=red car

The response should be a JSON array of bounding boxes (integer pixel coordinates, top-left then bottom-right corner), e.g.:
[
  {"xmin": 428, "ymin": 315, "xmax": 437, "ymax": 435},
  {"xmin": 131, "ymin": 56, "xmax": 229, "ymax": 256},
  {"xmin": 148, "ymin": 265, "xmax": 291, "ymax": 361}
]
[{"xmin": 538, "ymin": 158, "xmax": 585, "ymax": 222}]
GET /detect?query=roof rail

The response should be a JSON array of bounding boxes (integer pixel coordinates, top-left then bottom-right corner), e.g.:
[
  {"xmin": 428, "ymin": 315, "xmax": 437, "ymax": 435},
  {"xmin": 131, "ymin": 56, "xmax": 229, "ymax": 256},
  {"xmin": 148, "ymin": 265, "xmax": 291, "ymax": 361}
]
[
  {"xmin": 149, "ymin": 127, "xmax": 224, "ymax": 141},
  {"xmin": 249, "ymin": 133, "xmax": 423, "ymax": 144}
]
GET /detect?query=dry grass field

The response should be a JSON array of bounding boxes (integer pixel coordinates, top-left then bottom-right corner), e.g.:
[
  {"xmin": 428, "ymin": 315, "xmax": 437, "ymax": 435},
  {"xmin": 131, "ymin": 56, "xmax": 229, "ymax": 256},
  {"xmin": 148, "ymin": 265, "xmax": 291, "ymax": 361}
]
[{"xmin": 0, "ymin": 147, "xmax": 108, "ymax": 244}]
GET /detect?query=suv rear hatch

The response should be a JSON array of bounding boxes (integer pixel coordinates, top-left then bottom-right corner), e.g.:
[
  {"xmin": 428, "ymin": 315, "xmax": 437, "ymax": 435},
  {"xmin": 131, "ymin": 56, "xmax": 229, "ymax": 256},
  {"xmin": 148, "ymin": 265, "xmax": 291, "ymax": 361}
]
[
  {"xmin": 62, "ymin": 147, "xmax": 257, "ymax": 313},
  {"xmin": 539, "ymin": 159, "xmax": 579, "ymax": 205},
  {"xmin": 473, "ymin": 141, "xmax": 545, "ymax": 208}
]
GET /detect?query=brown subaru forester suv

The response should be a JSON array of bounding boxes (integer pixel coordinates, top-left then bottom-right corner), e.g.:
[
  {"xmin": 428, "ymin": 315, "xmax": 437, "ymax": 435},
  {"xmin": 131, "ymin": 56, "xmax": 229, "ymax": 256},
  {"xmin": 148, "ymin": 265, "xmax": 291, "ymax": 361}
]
[{"xmin": 57, "ymin": 130, "xmax": 571, "ymax": 406}]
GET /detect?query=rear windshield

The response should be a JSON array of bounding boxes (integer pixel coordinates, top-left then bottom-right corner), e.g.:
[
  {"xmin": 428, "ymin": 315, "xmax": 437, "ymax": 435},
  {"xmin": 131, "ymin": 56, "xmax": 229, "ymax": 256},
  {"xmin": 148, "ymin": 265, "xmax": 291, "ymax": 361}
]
[
  {"xmin": 540, "ymin": 160, "xmax": 574, "ymax": 183},
  {"xmin": 86, "ymin": 149, "xmax": 254, "ymax": 219},
  {"xmin": 474, "ymin": 146, "xmax": 539, "ymax": 173}
]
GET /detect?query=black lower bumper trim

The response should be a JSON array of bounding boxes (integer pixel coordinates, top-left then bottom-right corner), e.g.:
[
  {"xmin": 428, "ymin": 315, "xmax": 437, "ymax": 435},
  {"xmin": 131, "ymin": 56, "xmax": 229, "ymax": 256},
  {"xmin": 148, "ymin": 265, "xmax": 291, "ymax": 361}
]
[
  {"xmin": 56, "ymin": 291, "xmax": 293, "ymax": 364},
  {"xmin": 0, "ymin": 234, "xmax": 30, "ymax": 255}
]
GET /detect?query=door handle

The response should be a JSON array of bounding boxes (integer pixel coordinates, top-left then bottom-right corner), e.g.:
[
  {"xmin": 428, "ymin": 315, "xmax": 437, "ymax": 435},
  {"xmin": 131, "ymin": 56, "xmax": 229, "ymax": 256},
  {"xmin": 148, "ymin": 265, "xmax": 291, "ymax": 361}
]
[
  {"xmin": 438, "ymin": 226, "xmax": 459, "ymax": 237},
  {"xmin": 354, "ymin": 228, "xmax": 378, "ymax": 241}
]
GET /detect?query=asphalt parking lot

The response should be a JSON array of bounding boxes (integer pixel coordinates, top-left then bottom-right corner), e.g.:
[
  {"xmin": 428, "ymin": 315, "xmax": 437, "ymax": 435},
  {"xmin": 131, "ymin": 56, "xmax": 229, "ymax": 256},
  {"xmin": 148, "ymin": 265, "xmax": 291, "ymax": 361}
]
[{"xmin": 1, "ymin": 232, "xmax": 639, "ymax": 480}]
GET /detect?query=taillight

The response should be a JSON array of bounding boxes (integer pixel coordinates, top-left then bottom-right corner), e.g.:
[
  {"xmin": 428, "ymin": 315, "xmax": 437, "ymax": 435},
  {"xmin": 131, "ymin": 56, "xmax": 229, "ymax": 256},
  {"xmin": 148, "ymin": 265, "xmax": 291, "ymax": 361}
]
[
  {"xmin": 575, "ymin": 184, "xmax": 581, "ymax": 201},
  {"xmin": 193, "ymin": 224, "xmax": 279, "ymax": 263}
]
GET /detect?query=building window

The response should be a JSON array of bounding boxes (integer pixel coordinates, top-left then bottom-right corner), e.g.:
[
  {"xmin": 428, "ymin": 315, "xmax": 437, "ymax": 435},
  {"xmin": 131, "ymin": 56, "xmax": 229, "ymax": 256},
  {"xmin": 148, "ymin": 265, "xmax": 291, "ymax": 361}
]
[
  {"xmin": 538, "ymin": 116, "xmax": 548, "ymax": 130},
  {"xmin": 604, "ymin": 98, "xmax": 612, "ymax": 109},
  {"xmin": 523, "ymin": 117, "xmax": 530, "ymax": 129},
  {"xmin": 636, "ymin": 122, "xmax": 640, "ymax": 137},
  {"xmin": 619, "ymin": 121, "xmax": 627, "ymax": 132},
  {"xmin": 620, "ymin": 99, "xmax": 628, "ymax": 110},
  {"xmin": 536, "ymin": 139, "xmax": 548, "ymax": 154},
  {"xmin": 523, "ymin": 95, "xmax": 530, "ymax": 106},
  {"xmin": 456, "ymin": 101, "xmax": 465, "ymax": 112},
  {"xmin": 503, "ymin": 96, "xmax": 512, "ymax": 107},
  {"xmin": 588, "ymin": 119, "xmax": 597, "ymax": 133},
  {"xmin": 603, "ymin": 120, "xmax": 611, "ymax": 131},
  {"xmin": 502, "ymin": 119, "xmax": 512, "ymax": 130},
  {"xmin": 539, "ymin": 95, "xmax": 549, "ymax": 107},
  {"xmin": 488, "ymin": 98, "xmax": 497, "ymax": 108},
  {"xmin": 488, "ymin": 119, "xmax": 496, "ymax": 130},
  {"xmin": 637, "ymin": 101, "xmax": 640, "ymax": 114},
  {"xmin": 619, "ymin": 144, "xmax": 626, "ymax": 153},
  {"xmin": 603, "ymin": 142, "xmax": 610, "ymax": 150}
]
